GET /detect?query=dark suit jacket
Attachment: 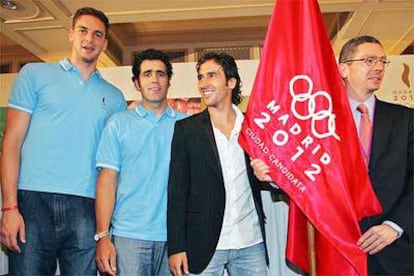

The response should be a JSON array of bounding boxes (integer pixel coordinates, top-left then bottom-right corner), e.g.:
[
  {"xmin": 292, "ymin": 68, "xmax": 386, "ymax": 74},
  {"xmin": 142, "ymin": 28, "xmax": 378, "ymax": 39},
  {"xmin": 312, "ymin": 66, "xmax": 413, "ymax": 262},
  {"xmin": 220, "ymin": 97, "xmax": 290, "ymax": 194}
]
[
  {"xmin": 167, "ymin": 109, "xmax": 269, "ymax": 274},
  {"xmin": 359, "ymin": 99, "xmax": 413, "ymax": 275}
]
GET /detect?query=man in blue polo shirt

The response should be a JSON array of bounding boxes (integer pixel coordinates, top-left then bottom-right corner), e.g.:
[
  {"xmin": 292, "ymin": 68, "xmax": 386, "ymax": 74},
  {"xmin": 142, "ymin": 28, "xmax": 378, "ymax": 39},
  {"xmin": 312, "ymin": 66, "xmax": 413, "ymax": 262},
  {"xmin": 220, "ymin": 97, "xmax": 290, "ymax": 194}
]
[
  {"xmin": 0, "ymin": 7, "xmax": 126, "ymax": 275},
  {"xmin": 94, "ymin": 48, "xmax": 186, "ymax": 276}
]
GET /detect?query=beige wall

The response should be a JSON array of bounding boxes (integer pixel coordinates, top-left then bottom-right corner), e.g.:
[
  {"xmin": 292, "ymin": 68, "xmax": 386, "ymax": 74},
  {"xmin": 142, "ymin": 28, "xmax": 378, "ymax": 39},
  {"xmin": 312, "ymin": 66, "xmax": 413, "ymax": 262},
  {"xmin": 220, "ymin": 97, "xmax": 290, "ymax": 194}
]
[{"xmin": 1, "ymin": 56, "xmax": 413, "ymax": 108}]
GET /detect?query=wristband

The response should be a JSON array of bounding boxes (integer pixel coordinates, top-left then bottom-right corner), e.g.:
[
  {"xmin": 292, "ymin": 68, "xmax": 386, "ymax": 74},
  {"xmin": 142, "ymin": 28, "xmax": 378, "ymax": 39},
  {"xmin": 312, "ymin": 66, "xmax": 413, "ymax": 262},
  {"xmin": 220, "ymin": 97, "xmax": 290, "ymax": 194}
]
[{"xmin": 1, "ymin": 205, "xmax": 18, "ymax": 212}]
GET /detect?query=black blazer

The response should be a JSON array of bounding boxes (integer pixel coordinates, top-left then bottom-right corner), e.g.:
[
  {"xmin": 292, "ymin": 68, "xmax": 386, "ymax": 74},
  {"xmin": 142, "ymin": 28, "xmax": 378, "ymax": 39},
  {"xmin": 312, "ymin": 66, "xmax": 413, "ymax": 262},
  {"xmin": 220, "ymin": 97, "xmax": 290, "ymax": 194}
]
[
  {"xmin": 167, "ymin": 109, "xmax": 269, "ymax": 274},
  {"xmin": 359, "ymin": 99, "xmax": 413, "ymax": 275}
]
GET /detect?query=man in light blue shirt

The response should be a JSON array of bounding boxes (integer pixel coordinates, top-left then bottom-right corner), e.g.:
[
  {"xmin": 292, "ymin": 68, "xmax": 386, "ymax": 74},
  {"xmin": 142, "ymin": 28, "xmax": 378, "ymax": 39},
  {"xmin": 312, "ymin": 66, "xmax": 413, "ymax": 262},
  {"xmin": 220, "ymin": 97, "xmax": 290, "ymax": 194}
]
[
  {"xmin": 0, "ymin": 7, "xmax": 126, "ymax": 275},
  {"xmin": 95, "ymin": 48, "xmax": 186, "ymax": 276}
]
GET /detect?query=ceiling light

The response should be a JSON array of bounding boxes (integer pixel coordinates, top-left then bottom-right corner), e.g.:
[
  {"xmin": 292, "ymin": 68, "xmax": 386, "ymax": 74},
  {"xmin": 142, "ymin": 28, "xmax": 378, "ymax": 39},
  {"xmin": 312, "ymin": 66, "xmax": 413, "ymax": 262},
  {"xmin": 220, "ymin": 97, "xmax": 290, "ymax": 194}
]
[{"xmin": 1, "ymin": 0, "xmax": 18, "ymax": 10}]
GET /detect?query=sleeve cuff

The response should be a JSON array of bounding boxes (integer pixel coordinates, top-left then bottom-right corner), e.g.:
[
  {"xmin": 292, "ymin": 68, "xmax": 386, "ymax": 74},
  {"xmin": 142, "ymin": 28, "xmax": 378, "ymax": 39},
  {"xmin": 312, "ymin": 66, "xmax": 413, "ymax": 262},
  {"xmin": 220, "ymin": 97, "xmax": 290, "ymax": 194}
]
[
  {"xmin": 382, "ymin": 220, "xmax": 404, "ymax": 238},
  {"xmin": 96, "ymin": 163, "xmax": 120, "ymax": 172},
  {"xmin": 269, "ymin": 181, "xmax": 279, "ymax": 189}
]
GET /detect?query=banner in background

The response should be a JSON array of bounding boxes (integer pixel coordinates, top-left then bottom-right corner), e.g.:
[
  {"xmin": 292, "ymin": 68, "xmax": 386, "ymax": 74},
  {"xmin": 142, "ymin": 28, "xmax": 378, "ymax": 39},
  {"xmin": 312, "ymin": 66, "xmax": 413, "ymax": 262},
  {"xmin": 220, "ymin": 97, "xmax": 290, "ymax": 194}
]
[
  {"xmin": 1, "ymin": 57, "xmax": 412, "ymax": 107},
  {"xmin": 167, "ymin": 98, "xmax": 202, "ymax": 115},
  {"xmin": 127, "ymin": 97, "xmax": 202, "ymax": 115},
  {"xmin": 376, "ymin": 55, "xmax": 414, "ymax": 108}
]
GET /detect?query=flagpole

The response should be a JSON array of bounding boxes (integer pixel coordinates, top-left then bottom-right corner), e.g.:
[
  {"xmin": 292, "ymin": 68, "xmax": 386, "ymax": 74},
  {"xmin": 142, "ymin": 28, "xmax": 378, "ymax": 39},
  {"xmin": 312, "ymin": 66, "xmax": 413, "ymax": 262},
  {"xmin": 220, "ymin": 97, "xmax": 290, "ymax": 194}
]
[{"xmin": 307, "ymin": 221, "xmax": 317, "ymax": 275}]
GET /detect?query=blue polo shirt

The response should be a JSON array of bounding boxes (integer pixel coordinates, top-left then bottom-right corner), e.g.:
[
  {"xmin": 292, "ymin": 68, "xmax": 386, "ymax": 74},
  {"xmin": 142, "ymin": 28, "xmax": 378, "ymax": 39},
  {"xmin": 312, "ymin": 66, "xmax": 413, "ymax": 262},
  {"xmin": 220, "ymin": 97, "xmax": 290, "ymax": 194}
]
[
  {"xmin": 96, "ymin": 104, "xmax": 186, "ymax": 241},
  {"xmin": 8, "ymin": 59, "xmax": 126, "ymax": 198}
]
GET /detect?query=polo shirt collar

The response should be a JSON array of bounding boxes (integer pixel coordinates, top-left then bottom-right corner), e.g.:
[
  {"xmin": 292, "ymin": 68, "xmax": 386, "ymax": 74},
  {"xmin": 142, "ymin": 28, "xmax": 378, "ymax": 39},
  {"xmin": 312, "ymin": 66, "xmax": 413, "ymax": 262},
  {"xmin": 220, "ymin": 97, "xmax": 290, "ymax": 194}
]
[
  {"xmin": 59, "ymin": 58, "xmax": 102, "ymax": 79},
  {"xmin": 135, "ymin": 103, "xmax": 177, "ymax": 119}
]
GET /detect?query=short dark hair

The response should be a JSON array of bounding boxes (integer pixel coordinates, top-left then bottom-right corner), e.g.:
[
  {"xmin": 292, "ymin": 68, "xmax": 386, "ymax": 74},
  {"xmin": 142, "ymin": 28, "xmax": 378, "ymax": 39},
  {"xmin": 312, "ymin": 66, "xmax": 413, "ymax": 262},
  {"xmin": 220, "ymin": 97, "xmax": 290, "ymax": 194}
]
[
  {"xmin": 131, "ymin": 48, "xmax": 173, "ymax": 82},
  {"xmin": 339, "ymin": 35, "xmax": 383, "ymax": 63},
  {"xmin": 196, "ymin": 52, "xmax": 243, "ymax": 105},
  {"xmin": 72, "ymin": 7, "xmax": 109, "ymax": 37}
]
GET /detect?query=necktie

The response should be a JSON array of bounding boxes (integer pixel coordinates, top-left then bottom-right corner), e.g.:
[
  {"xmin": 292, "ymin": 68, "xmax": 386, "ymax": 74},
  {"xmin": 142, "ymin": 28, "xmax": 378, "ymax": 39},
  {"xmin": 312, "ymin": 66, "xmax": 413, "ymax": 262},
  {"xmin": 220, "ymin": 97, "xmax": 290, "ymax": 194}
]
[{"xmin": 357, "ymin": 104, "xmax": 372, "ymax": 164}]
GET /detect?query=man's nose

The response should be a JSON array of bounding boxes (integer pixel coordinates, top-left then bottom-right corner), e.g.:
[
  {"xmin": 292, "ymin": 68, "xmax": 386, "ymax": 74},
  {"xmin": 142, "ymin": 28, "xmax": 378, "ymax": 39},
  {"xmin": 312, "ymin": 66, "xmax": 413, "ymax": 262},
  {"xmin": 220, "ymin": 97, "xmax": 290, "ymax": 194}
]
[
  {"xmin": 85, "ymin": 31, "xmax": 94, "ymax": 42},
  {"xmin": 150, "ymin": 73, "xmax": 159, "ymax": 82},
  {"xmin": 198, "ymin": 77, "xmax": 209, "ymax": 87},
  {"xmin": 373, "ymin": 59, "xmax": 386, "ymax": 70}
]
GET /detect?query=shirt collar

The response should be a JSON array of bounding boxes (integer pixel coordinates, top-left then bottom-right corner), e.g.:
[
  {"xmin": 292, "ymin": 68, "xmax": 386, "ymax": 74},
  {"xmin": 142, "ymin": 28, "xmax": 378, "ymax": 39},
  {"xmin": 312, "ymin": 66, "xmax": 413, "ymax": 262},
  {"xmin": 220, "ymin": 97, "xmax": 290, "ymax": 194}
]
[
  {"xmin": 134, "ymin": 102, "xmax": 176, "ymax": 119},
  {"xmin": 232, "ymin": 104, "xmax": 244, "ymax": 134},
  {"xmin": 349, "ymin": 94, "xmax": 376, "ymax": 115},
  {"xmin": 59, "ymin": 58, "xmax": 102, "ymax": 78}
]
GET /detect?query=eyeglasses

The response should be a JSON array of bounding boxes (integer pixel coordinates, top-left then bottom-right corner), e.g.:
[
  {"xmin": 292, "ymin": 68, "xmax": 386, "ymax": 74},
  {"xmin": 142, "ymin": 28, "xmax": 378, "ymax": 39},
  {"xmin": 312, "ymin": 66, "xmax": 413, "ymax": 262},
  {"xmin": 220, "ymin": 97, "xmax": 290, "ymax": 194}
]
[{"xmin": 341, "ymin": 57, "xmax": 391, "ymax": 67}]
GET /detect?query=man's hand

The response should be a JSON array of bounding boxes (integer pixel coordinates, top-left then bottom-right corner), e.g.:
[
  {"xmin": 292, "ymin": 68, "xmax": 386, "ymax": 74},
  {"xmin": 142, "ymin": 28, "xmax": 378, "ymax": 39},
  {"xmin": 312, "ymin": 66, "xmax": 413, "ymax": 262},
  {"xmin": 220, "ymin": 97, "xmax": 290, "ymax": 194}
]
[
  {"xmin": 357, "ymin": 224, "xmax": 398, "ymax": 255},
  {"xmin": 169, "ymin": 252, "xmax": 189, "ymax": 276},
  {"xmin": 95, "ymin": 238, "xmax": 117, "ymax": 275},
  {"xmin": 0, "ymin": 210, "xmax": 25, "ymax": 253},
  {"xmin": 250, "ymin": 158, "xmax": 273, "ymax": 182}
]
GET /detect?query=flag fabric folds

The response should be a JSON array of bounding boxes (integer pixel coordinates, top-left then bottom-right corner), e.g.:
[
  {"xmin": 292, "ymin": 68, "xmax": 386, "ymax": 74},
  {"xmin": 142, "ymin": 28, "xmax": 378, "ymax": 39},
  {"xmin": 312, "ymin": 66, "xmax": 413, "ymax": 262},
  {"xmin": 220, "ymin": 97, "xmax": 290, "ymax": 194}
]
[{"xmin": 238, "ymin": 0, "xmax": 382, "ymax": 275}]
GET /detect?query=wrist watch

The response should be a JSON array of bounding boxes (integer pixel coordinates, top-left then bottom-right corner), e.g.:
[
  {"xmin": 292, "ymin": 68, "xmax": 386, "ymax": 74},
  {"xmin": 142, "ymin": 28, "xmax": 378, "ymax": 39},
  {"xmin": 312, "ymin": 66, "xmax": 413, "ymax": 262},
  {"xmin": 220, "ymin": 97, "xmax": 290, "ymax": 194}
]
[{"xmin": 94, "ymin": 230, "xmax": 109, "ymax": 242}]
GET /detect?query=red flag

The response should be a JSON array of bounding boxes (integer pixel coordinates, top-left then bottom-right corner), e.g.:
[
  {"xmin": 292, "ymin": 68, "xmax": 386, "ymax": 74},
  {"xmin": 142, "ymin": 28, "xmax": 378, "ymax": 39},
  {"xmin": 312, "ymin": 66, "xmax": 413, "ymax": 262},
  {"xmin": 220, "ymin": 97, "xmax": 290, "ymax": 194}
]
[{"xmin": 239, "ymin": 0, "xmax": 383, "ymax": 275}]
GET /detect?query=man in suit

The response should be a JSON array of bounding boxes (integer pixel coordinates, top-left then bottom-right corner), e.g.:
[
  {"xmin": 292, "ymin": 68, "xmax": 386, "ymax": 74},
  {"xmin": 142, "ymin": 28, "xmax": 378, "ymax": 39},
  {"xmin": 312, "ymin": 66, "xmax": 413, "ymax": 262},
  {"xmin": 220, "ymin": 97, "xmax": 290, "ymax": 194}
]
[
  {"xmin": 167, "ymin": 52, "xmax": 270, "ymax": 276},
  {"xmin": 252, "ymin": 35, "xmax": 413, "ymax": 275},
  {"xmin": 338, "ymin": 35, "xmax": 413, "ymax": 275}
]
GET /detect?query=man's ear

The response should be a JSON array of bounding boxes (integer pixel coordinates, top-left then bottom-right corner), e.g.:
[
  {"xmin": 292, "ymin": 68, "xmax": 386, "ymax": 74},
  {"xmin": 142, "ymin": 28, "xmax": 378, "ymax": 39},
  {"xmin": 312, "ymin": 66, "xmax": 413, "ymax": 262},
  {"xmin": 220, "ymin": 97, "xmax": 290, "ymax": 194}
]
[
  {"xmin": 338, "ymin": 63, "xmax": 348, "ymax": 79},
  {"xmin": 68, "ymin": 28, "xmax": 74, "ymax": 43},
  {"xmin": 103, "ymin": 38, "xmax": 108, "ymax": 51},
  {"xmin": 228, "ymin": 77, "xmax": 237, "ymax": 89},
  {"xmin": 133, "ymin": 79, "xmax": 141, "ymax": 91}
]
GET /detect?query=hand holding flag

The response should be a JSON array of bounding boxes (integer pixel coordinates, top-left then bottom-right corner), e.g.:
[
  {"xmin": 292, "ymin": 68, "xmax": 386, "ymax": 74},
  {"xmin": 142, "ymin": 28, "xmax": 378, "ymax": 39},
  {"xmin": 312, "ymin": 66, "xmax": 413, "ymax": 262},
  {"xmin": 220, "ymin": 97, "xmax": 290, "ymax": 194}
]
[{"xmin": 239, "ymin": 0, "xmax": 383, "ymax": 274}]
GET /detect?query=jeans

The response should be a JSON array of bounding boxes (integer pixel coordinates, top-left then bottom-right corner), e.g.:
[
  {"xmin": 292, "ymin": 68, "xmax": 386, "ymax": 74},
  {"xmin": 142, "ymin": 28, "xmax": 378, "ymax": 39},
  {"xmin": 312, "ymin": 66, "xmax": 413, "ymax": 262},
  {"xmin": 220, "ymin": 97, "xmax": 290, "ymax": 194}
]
[
  {"xmin": 190, "ymin": 242, "xmax": 267, "ymax": 276},
  {"xmin": 9, "ymin": 190, "xmax": 96, "ymax": 276},
  {"xmin": 113, "ymin": 235, "xmax": 170, "ymax": 276}
]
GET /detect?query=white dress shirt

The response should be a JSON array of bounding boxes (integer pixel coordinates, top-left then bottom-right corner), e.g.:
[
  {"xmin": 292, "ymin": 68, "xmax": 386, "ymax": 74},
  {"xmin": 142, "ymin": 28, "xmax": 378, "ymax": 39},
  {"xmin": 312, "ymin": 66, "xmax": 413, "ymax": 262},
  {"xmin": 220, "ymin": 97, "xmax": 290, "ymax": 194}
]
[{"xmin": 212, "ymin": 105, "xmax": 263, "ymax": 250}]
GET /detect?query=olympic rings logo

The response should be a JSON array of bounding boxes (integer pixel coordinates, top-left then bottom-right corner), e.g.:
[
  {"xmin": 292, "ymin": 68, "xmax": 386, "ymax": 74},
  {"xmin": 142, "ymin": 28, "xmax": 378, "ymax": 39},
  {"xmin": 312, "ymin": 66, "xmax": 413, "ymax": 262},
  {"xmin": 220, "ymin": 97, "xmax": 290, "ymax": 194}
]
[{"xmin": 289, "ymin": 75, "xmax": 340, "ymax": 140}]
